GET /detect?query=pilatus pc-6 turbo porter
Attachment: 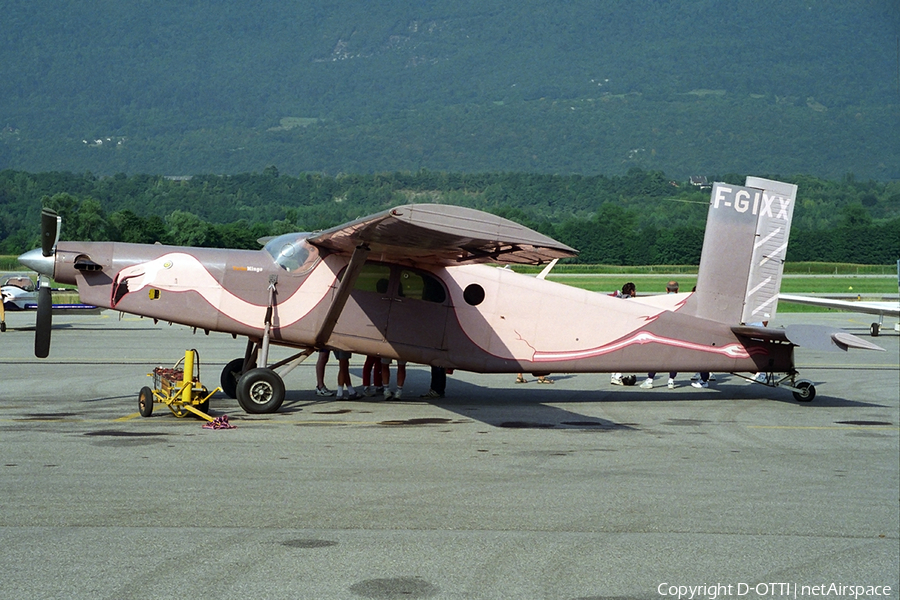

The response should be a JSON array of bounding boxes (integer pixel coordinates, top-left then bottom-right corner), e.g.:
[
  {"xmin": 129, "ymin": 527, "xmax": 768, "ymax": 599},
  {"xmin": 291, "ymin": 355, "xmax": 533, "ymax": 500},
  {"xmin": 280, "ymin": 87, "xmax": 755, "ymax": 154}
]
[{"xmin": 19, "ymin": 176, "xmax": 883, "ymax": 413}]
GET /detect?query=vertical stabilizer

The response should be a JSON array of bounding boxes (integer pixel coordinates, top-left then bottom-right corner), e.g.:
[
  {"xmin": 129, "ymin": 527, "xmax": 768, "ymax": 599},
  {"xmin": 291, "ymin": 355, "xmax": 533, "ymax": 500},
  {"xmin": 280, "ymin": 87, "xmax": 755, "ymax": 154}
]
[{"xmin": 689, "ymin": 177, "xmax": 797, "ymax": 324}]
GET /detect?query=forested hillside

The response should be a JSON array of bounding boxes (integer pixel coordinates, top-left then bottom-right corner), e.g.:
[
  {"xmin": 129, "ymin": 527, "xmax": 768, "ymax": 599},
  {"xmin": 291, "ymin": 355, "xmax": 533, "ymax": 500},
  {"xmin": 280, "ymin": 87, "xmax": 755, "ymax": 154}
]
[
  {"xmin": 1, "ymin": 1, "xmax": 898, "ymax": 179},
  {"xmin": 2, "ymin": 169, "xmax": 897, "ymax": 265}
]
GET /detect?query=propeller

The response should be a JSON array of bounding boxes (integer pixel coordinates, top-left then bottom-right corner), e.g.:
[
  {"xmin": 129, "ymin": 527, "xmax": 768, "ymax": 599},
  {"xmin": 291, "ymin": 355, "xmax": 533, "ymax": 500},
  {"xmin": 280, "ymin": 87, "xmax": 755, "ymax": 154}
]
[
  {"xmin": 34, "ymin": 208, "xmax": 59, "ymax": 358},
  {"xmin": 35, "ymin": 283, "xmax": 52, "ymax": 358},
  {"xmin": 41, "ymin": 208, "xmax": 60, "ymax": 257}
]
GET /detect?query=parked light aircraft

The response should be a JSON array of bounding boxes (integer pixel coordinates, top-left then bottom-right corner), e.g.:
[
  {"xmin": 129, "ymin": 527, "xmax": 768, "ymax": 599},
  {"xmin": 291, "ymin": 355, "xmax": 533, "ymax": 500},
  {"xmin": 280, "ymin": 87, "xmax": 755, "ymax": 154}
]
[
  {"xmin": 1, "ymin": 275, "xmax": 38, "ymax": 311},
  {"xmin": 1, "ymin": 274, "xmax": 100, "ymax": 333},
  {"xmin": 778, "ymin": 294, "xmax": 899, "ymax": 336},
  {"xmin": 18, "ymin": 177, "xmax": 883, "ymax": 413},
  {"xmin": 778, "ymin": 259, "xmax": 900, "ymax": 336}
]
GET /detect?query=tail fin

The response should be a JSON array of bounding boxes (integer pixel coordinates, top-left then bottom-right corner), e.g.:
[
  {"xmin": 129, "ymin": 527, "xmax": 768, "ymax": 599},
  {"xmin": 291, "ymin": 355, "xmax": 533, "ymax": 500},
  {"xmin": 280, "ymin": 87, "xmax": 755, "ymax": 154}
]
[{"xmin": 688, "ymin": 176, "xmax": 797, "ymax": 324}]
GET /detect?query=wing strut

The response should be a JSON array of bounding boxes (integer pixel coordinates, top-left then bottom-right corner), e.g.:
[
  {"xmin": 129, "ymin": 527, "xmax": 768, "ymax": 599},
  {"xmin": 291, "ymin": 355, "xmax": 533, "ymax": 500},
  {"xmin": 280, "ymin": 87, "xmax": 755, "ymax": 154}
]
[
  {"xmin": 314, "ymin": 244, "xmax": 370, "ymax": 348},
  {"xmin": 259, "ymin": 275, "xmax": 277, "ymax": 367}
]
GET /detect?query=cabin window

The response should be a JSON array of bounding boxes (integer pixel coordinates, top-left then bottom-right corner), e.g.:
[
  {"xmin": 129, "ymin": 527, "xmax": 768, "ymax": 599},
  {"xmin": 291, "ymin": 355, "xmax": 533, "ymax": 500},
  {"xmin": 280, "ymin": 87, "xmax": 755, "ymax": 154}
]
[
  {"xmin": 354, "ymin": 264, "xmax": 392, "ymax": 293},
  {"xmin": 463, "ymin": 284, "xmax": 485, "ymax": 306},
  {"xmin": 398, "ymin": 269, "xmax": 446, "ymax": 304}
]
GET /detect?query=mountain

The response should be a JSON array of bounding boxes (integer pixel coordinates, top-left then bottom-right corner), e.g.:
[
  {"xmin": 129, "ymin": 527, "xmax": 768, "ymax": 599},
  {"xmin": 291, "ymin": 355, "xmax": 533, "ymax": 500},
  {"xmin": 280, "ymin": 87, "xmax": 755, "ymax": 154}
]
[{"xmin": 1, "ymin": 0, "xmax": 898, "ymax": 179}]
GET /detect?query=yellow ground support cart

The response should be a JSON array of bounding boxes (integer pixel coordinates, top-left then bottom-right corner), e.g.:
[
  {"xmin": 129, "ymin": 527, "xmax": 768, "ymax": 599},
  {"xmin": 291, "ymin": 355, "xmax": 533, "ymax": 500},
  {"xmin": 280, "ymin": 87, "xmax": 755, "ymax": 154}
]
[{"xmin": 139, "ymin": 349, "xmax": 220, "ymax": 421}]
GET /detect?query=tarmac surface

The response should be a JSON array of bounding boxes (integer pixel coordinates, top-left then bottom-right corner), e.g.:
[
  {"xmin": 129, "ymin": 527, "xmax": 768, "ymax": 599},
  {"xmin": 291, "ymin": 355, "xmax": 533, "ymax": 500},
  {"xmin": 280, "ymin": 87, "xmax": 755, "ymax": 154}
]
[{"xmin": 0, "ymin": 310, "xmax": 897, "ymax": 600}]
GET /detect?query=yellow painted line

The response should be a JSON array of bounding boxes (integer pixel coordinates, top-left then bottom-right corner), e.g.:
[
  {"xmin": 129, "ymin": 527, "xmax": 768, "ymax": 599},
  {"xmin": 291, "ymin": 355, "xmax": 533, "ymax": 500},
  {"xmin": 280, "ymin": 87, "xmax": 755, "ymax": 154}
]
[
  {"xmin": 113, "ymin": 413, "xmax": 143, "ymax": 422},
  {"xmin": 749, "ymin": 425, "xmax": 898, "ymax": 431}
]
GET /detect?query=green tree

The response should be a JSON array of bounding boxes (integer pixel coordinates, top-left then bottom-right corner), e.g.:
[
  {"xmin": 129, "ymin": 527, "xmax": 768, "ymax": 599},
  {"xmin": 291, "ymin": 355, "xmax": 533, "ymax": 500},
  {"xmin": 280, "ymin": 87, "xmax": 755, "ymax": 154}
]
[
  {"xmin": 72, "ymin": 197, "xmax": 107, "ymax": 240},
  {"xmin": 165, "ymin": 210, "xmax": 213, "ymax": 247}
]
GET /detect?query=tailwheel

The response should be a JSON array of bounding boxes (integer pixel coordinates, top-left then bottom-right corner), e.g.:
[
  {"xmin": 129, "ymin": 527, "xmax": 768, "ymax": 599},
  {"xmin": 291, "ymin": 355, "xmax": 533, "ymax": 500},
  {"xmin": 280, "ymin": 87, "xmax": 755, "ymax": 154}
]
[
  {"xmin": 792, "ymin": 379, "xmax": 816, "ymax": 403},
  {"xmin": 236, "ymin": 368, "xmax": 285, "ymax": 414}
]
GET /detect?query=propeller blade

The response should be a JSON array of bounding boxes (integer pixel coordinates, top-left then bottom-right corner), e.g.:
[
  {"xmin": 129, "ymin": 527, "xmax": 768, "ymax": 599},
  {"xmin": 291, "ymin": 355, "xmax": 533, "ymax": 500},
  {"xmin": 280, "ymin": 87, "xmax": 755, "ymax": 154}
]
[
  {"xmin": 35, "ymin": 284, "xmax": 52, "ymax": 358},
  {"xmin": 40, "ymin": 208, "xmax": 59, "ymax": 257}
]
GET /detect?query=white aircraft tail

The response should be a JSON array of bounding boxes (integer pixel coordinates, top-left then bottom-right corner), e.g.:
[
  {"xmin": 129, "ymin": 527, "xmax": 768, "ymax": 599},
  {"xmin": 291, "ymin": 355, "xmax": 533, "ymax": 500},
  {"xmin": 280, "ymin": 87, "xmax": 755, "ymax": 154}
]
[{"xmin": 688, "ymin": 176, "xmax": 798, "ymax": 325}]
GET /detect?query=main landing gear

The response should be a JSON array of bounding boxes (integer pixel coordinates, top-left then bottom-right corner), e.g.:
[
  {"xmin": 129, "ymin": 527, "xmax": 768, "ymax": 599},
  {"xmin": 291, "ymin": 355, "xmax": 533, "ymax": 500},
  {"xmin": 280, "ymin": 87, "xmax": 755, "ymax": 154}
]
[
  {"xmin": 744, "ymin": 369, "xmax": 817, "ymax": 402},
  {"xmin": 219, "ymin": 338, "xmax": 314, "ymax": 414},
  {"xmin": 217, "ymin": 274, "xmax": 316, "ymax": 415}
]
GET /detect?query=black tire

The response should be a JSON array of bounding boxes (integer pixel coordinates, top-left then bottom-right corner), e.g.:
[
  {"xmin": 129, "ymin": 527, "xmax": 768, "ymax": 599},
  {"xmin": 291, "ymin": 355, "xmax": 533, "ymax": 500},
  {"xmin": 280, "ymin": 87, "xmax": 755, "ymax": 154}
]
[
  {"xmin": 220, "ymin": 358, "xmax": 247, "ymax": 399},
  {"xmin": 870, "ymin": 322, "xmax": 880, "ymax": 337},
  {"xmin": 236, "ymin": 368, "xmax": 285, "ymax": 414},
  {"xmin": 792, "ymin": 380, "xmax": 816, "ymax": 403},
  {"xmin": 138, "ymin": 386, "xmax": 154, "ymax": 417},
  {"xmin": 197, "ymin": 386, "xmax": 211, "ymax": 415}
]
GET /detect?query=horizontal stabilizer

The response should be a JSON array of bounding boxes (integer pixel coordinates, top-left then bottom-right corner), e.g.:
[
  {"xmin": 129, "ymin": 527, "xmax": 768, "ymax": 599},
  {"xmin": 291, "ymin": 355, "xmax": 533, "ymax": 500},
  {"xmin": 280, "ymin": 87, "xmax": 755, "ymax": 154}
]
[
  {"xmin": 731, "ymin": 325, "xmax": 789, "ymax": 343},
  {"xmin": 830, "ymin": 330, "xmax": 886, "ymax": 352},
  {"xmin": 732, "ymin": 324, "xmax": 884, "ymax": 352},
  {"xmin": 783, "ymin": 324, "xmax": 884, "ymax": 352}
]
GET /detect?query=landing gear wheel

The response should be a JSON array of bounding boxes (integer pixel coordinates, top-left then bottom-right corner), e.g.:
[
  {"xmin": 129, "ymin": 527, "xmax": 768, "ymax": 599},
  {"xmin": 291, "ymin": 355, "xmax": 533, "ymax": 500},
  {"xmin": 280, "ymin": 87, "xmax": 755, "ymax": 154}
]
[
  {"xmin": 138, "ymin": 386, "xmax": 154, "ymax": 417},
  {"xmin": 220, "ymin": 358, "xmax": 249, "ymax": 399},
  {"xmin": 870, "ymin": 322, "xmax": 880, "ymax": 337},
  {"xmin": 236, "ymin": 368, "xmax": 285, "ymax": 414},
  {"xmin": 792, "ymin": 380, "xmax": 816, "ymax": 403}
]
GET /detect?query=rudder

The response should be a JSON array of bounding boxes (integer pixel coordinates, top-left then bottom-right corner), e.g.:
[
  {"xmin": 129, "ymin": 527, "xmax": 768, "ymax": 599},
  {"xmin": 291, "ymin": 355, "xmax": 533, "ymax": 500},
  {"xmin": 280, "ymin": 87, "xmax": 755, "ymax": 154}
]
[{"xmin": 687, "ymin": 177, "xmax": 797, "ymax": 325}]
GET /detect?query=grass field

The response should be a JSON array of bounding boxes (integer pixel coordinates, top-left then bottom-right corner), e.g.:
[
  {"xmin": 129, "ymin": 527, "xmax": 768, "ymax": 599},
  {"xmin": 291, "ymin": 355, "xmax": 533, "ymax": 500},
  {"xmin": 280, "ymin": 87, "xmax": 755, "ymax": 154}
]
[
  {"xmin": 542, "ymin": 274, "xmax": 896, "ymax": 312},
  {"xmin": 3, "ymin": 259, "xmax": 896, "ymax": 312},
  {"xmin": 545, "ymin": 274, "xmax": 896, "ymax": 295}
]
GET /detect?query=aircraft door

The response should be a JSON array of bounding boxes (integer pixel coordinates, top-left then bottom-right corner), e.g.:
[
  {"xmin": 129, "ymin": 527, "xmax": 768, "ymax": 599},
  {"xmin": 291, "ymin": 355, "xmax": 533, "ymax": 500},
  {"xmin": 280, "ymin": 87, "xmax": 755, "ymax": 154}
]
[
  {"xmin": 385, "ymin": 268, "xmax": 449, "ymax": 350},
  {"xmin": 332, "ymin": 263, "xmax": 393, "ymax": 343}
]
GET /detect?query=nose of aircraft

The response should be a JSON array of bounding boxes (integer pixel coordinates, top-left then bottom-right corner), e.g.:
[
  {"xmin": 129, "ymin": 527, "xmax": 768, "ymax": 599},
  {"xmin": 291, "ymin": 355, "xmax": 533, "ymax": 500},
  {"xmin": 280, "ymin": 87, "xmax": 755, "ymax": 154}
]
[{"xmin": 18, "ymin": 248, "xmax": 54, "ymax": 277}]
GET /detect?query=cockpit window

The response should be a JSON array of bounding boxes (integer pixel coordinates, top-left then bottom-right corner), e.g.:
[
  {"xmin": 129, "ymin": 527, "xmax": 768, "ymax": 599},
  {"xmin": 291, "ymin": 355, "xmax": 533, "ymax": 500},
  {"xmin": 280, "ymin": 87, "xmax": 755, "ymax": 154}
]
[
  {"xmin": 263, "ymin": 233, "xmax": 319, "ymax": 274},
  {"xmin": 1, "ymin": 276, "xmax": 35, "ymax": 291}
]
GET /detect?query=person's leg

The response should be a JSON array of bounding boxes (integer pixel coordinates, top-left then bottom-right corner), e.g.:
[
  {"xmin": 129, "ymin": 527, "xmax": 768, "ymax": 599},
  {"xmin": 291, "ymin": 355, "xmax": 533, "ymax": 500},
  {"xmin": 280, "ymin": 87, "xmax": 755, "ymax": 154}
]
[
  {"xmin": 397, "ymin": 363, "xmax": 406, "ymax": 388},
  {"xmin": 381, "ymin": 361, "xmax": 391, "ymax": 388},
  {"xmin": 373, "ymin": 358, "xmax": 383, "ymax": 388},
  {"xmin": 692, "ymin": 372, "xmax": 710, "ymax": 388},
  {"xmin": 316, "ymin": 351, "xmax": 328, "ymax": 388},
  {"xmin": 339, "ymin": 359, "xmax": 351, "ymax": 388},
  {"xmin": 362, "ymin": 356, "xmax": 375, "ymax": 386},
  {"xmin": 432, "ymin": 366, "xmax": 446, "ymax": 395}
]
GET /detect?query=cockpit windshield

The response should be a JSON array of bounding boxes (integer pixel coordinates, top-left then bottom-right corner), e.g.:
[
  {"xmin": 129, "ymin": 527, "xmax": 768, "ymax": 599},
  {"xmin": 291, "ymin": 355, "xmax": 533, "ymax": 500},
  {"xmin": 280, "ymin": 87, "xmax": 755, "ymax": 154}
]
[{"xmin": 263, "ymin": 233, "xmax": 319, "ymax": 274}]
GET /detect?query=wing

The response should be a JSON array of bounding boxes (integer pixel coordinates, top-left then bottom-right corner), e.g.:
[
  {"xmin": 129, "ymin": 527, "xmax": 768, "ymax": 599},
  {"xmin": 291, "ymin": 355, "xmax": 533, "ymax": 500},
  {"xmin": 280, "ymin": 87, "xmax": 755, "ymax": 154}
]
[
  {"xmin": 778, "ymin": 293, "xmax": 900, "ymax": 317},
  {"xmin": 306, "ymin": 204, "xmax": 577, "ymax": 266}
]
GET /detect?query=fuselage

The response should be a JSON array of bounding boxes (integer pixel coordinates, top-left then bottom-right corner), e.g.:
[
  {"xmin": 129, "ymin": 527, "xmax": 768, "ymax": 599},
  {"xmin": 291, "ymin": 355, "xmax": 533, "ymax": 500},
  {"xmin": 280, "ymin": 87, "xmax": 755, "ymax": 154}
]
[{"xmin": 48, "ymin": 239, "xmax": 793, "ymax": 375}]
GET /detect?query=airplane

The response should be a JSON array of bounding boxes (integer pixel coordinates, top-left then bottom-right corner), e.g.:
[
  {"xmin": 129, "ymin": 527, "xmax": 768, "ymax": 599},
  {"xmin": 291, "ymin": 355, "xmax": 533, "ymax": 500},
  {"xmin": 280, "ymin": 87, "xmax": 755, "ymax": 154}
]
[
  {"xmin": 777, "ymin": 259, "xmax": 899, "ymax": 336},
  {"xmin": 2, "ymin": 275, "xmax": 38, "ymax": 311},
  {"xmin": 1, "ymin": 273, "xmax": 100, "ymax": 333},
  {"xmin": 17, "ymin": 176, "xmax": 884, "ymax": 414},
  {"xmin": 777, "ymin": 293, "xmax": 899, "ymax": 336}
]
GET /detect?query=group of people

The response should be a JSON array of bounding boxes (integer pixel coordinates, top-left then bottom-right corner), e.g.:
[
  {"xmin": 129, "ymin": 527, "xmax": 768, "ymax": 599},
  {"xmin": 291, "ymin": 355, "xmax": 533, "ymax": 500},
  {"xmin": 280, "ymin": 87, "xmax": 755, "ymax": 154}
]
[
  {"xmin": 314, "ymin": 349, "xmax": 446, "ymax": 401},
  {"xmin": 610, "ymin": 280, "xmax": 713, "ymax": 390}
]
